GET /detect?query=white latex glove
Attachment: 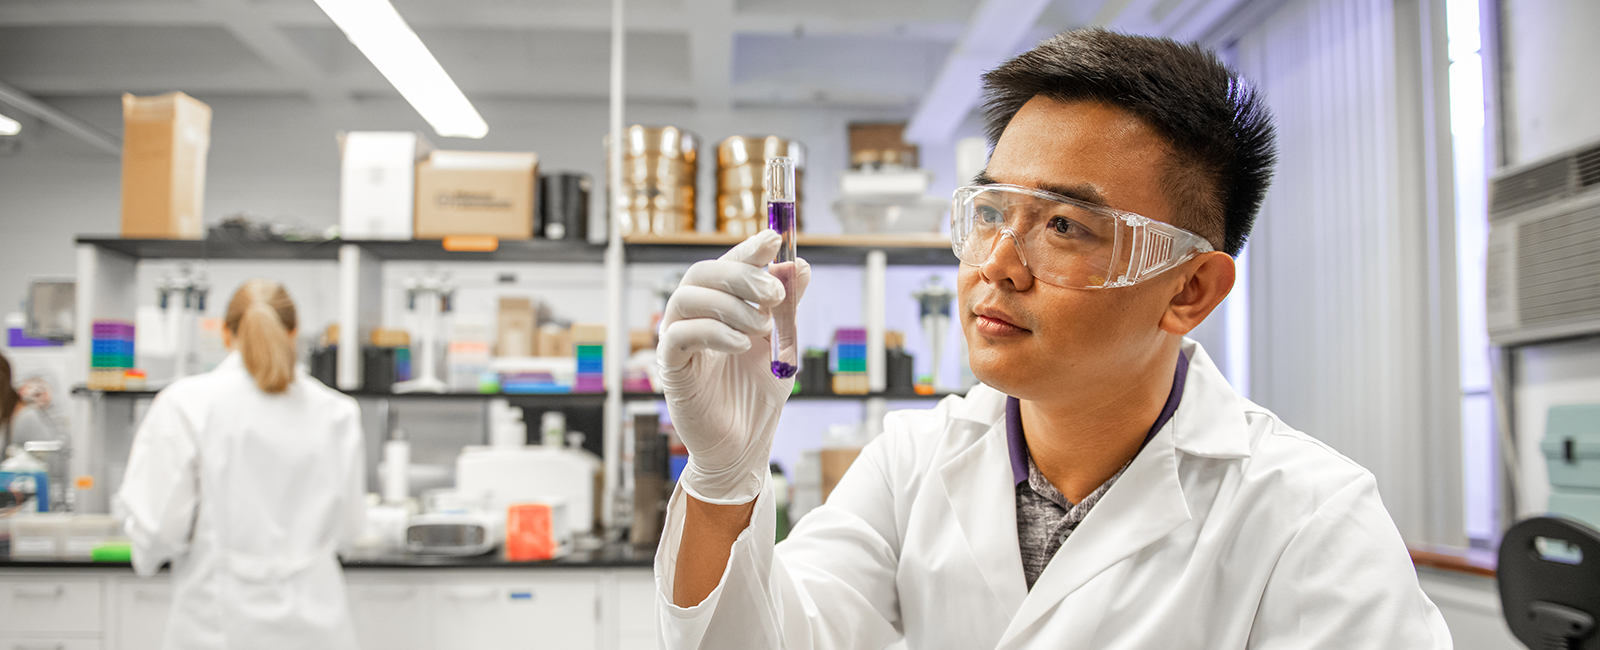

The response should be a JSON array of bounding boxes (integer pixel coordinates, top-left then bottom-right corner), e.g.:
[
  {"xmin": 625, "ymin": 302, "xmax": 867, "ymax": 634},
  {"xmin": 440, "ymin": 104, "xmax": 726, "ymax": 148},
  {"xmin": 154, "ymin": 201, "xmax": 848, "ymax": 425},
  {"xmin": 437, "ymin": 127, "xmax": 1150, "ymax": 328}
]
[{"xmin": 658, "ymin": 230, "xmax": 812, "ymax": 505}]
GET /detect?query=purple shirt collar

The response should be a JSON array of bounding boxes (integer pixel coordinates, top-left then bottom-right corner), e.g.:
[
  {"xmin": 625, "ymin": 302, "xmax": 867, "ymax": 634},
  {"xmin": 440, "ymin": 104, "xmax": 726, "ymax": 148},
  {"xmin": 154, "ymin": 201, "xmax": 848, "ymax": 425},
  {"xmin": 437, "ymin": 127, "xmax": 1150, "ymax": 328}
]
[{"xmin": 1006, "ymin": 352, "xmax": 1190, "ymax": 485}]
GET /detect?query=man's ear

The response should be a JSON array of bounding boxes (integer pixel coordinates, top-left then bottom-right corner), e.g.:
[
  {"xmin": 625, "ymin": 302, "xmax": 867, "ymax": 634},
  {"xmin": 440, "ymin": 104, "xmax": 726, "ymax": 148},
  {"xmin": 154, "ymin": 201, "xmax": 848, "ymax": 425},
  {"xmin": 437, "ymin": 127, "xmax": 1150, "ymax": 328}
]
[{"xmin": 1159, "ymin": 251, "xmax": 1236, "ymax": 336}]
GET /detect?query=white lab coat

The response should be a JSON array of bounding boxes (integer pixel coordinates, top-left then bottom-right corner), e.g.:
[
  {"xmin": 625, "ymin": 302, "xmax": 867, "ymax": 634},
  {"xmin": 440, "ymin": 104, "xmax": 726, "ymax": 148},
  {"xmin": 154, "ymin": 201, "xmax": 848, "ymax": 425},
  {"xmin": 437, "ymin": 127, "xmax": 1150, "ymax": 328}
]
[
  {"xmin": 655, "ymin": 339, "xmax": 1452, "ymax": 649},
  {"xmin": 115, "ymin": 352, "xmax": 367, "ymax": 650}
]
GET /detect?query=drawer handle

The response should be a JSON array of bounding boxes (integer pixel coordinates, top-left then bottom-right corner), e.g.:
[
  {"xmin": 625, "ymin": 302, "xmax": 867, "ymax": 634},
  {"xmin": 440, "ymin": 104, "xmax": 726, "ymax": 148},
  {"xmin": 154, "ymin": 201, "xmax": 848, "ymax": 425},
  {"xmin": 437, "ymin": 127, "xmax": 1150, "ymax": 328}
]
[
  {"xmin": 13, "ymin": 585, "xmax": 65, "ymax": 599},
  {"xmin": 13, "ymin": 643, "xmax": 66, "ymax": 650}
]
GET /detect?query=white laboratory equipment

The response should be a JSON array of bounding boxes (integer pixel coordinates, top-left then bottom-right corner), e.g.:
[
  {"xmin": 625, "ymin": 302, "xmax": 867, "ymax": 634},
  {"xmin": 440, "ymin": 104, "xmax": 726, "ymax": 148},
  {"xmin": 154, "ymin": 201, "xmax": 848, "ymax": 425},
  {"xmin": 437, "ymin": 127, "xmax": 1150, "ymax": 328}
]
[
  {"xmin": 456, "ymin": 444, "xmax": 599, "ymax": 538},
  {"xmin": 157, "ymin": 265, "xmax": 209, "ymax": 382},
  {"xmin": 912, "ymin": 275, "xmax": 956, "ymax": 391},
  {"xmin": 393, "ymin": 272, "xmax": 452, "ymax": 394}
]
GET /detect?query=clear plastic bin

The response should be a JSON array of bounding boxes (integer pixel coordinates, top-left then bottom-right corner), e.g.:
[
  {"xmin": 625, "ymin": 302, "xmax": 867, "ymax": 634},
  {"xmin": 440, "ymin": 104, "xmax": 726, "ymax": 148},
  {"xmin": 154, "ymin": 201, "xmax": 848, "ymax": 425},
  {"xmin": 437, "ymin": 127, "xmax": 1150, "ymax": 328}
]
[{"xmin": 10, "ymin": 513, "xmax": 71, "ymax": 557}]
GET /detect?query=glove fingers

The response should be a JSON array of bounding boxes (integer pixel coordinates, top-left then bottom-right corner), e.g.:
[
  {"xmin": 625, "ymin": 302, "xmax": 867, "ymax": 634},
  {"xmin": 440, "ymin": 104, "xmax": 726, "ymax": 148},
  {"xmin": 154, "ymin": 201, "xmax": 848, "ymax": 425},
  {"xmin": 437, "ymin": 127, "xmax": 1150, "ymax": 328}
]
[
  {"xmin": 658, "ymin": 318, "xmax": 752, "ymax": 371},
  {"xmin": 718, "ymin": 229, "xmax": 782, "ymax": 267},
  {"xmin": 791, "ymin": 257, "xmax": 813, "ymax": 304},
  {"xmin": 680, "ymin": 259, "xmax": 785, "ymax": 309},
  {"xmin": 664, "ymin": 285, "xmax": 773, "ymax": 336}
]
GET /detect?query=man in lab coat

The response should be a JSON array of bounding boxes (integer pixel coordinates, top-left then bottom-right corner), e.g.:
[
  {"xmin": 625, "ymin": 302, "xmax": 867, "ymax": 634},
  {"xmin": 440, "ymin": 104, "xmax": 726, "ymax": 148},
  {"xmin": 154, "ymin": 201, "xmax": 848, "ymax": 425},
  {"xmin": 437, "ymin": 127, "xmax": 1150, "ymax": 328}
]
[{"xmin": 653, "ymin": 29, "xmax": 1452, "ymax": 649}]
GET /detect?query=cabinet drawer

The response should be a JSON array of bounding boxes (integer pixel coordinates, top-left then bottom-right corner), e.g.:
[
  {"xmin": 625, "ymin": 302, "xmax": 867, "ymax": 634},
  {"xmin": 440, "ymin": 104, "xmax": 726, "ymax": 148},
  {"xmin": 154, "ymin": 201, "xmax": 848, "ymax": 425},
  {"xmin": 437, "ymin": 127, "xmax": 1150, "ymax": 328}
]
[
  {"xmin": 349, "ymin": 582, "xmax": 431, "ymax": 650},
  {"xmin": 113, "ymin": 580, "xmax": 172, "ymax": 650},
  {"xmin": 616, "ymin": 573, "xmax": 659, "ymax": 650},
  {"xmin": 0, "ymin": 637, "xmax": 102, "ymax": 650},
  {"xmin": 0, "ymin": 579, "xmax": 101, "ymax": 634},
  {"xmin": 433, "ymin": 577, "xmax": 598, "ymax": 650}
]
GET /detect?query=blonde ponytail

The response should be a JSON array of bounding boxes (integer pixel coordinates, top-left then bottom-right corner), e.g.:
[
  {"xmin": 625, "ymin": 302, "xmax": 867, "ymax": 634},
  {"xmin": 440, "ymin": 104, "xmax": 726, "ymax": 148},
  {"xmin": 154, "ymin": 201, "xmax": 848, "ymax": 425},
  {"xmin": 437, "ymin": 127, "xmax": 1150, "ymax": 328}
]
[{"xmin": 224, "ymin": 280, "xmax": 299, "ymax": 394}]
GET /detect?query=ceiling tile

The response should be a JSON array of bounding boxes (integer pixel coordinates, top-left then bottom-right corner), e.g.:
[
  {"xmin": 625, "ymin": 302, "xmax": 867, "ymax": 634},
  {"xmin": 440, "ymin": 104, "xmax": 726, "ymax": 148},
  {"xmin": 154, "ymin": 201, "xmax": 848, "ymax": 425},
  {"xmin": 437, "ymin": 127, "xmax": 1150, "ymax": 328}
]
[
  {"xmin": 282, "ymin": 25, "xmax": 692, "ymax": 99},
  {"xmin": 0, "ymin": 25, "xmax": 285, "ymax": 94},
  {"xmin": 735, "ymin": 0, "xmax": 979, "ymax": 22},
  {"xmin": 732, "ymin": 33, "xmax": 950, "ymax": 100}
]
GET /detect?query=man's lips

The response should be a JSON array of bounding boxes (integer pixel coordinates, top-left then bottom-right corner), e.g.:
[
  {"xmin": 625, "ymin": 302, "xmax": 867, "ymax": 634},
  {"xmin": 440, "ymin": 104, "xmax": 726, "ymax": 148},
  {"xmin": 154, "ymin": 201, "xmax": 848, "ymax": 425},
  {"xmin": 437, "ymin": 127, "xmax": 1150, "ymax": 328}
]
[{"xmin": 972, "ymin": 306, "xmax": 1029, "ymax": 335}]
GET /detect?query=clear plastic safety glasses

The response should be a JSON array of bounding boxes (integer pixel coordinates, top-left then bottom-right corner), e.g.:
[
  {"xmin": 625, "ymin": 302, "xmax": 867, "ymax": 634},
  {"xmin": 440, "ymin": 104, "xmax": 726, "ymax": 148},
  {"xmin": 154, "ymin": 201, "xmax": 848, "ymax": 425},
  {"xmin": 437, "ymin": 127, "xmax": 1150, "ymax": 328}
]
[{"xmin": 950, "ymin": 183, "xmax": 1214, "ymax": 289}]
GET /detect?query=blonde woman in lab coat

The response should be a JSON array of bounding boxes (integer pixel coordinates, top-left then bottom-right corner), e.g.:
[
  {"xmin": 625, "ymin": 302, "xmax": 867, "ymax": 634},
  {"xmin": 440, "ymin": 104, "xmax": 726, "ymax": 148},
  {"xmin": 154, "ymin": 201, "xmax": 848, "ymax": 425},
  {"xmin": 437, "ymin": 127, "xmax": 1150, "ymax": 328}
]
[{"xmin": 116, "ymin": 280, "xmax": 366, "ymax": 650}]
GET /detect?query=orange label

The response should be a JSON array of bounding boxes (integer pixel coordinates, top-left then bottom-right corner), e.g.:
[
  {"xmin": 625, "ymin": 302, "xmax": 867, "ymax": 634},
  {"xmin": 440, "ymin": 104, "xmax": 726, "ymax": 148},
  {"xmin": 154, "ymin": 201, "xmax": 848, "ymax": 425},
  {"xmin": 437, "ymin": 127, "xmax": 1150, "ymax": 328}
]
[
  {"xmin": 442, "ymin": 235, "xmax": 499, "ymax": 252},
  {"xmin": 75, "ymin": 475, "xmax": 96, "ymax": 490}
]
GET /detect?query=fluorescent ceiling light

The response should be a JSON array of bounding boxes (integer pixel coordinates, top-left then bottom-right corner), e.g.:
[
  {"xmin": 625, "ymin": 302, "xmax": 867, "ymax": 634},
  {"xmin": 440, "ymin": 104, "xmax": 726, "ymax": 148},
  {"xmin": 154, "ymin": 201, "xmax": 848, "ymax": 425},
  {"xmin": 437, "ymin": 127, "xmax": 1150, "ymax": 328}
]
[
  {"xmin": 314, "ymin": 0, "xmax": 487, "ymax": 139},
  {"xmin": 0, "ymin": 112, "xmax": 19, "ymax": 136}
]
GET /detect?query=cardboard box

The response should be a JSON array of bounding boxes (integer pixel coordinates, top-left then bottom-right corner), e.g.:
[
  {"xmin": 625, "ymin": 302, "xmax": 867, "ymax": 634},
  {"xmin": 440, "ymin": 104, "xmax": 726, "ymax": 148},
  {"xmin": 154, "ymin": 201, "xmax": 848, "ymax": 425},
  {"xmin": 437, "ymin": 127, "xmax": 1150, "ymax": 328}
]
[
  {"xmin": 121, "ymin": 92, "xmax": 211, "ymax": 239},
  {"xmin": 820, "ymin": 447, "xmax": 863, "ymax": 501},
  {"xmin": 571, "ymin": 323, "xmax": 606, "ymax": 344},
  {"xmin": 497, "ymin": 297, "xmax": 538, "ymax": 358},
  {"xmin": 847, "ymin": 122, "xmax": 918, "ymax": 168},
  {"xmin": 340, "ymin": 131, "xmax": 432, "ymax": 240},
  {"xmin": 537, "ymin": 324, "xmax": 573, "ymax": 358},
  {"xmin": 415, "ymin": 151, "xmax": 538, "ymax": 240}
]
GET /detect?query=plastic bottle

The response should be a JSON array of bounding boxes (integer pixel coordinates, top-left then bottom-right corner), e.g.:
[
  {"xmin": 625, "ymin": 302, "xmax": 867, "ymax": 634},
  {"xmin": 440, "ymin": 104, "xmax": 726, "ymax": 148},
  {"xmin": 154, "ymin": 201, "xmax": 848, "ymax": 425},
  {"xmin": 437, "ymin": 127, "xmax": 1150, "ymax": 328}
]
[{"xmin": 0, "ymin": 445, "xmax": 51, "ymax": 513}]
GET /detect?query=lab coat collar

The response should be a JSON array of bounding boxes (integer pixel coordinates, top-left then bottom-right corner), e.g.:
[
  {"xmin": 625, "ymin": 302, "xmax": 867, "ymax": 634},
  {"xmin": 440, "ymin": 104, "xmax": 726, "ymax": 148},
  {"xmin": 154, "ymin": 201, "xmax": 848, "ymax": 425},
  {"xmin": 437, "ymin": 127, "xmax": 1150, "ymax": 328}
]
[
  {"xmin": 937, "ymin": 339, "xmax": 1254, "ymax": 646},
  {"xmin": 993, "ymin": 339, "xmax": 1253, "ymax": 645},
  {"xmin": 216, "ymin": 351, "xmax": 245, "ymax": 373},
  {"xmin": 949, "ymin": 382, "xmax": 1009, "ymax": 426},
  {"xmin": 213, "ymin": 351, "xmax": 313, "ymax": 381},
  {"xmin": 937, "ymin": 415, "xmax": 1030, "ymax": 617},
  {"xmin": 1169, "ymin": 338, "xmax": 1253, "ymax": 460},
  {"xmin": 947, "ymin": 339, "xmax": 1251, "ymax": 459}
]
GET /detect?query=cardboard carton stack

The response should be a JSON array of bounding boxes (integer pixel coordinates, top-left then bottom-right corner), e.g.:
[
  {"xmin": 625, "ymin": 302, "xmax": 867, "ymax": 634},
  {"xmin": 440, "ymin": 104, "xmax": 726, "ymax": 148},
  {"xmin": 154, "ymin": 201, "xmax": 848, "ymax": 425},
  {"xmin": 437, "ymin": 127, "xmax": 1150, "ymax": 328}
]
[{"xmin": 121, "ymin": 92, "xmax": 211, "ymax": 239}]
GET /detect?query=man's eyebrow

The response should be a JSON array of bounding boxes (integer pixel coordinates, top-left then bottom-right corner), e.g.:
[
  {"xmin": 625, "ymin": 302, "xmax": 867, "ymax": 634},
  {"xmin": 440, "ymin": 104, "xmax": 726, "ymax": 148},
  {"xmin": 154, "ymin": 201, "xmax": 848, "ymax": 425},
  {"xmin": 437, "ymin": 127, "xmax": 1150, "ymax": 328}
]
[{"xmin": 972, "ymin": 172, "xmax": 1110, "ymax": 207}]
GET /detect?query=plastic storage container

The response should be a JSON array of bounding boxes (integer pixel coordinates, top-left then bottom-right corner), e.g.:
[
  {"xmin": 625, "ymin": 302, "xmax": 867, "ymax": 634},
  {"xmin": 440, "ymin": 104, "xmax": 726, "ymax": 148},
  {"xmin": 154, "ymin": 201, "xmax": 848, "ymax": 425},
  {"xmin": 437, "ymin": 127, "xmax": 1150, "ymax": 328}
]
[
  {"xmin": 10, "ymin": 513, "xmax": 71, "ymax": 557},
  {"xmin": 1541, "ymin": 404, "xmax": 1600, "ymax": 530}
]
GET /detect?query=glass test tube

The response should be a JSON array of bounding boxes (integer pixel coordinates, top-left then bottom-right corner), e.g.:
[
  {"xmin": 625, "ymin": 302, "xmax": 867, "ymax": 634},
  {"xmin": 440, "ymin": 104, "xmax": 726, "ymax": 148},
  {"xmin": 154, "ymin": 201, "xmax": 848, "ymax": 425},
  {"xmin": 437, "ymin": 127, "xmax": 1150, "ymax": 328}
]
[{"xmin": 767, "ymin": 157, "xmax": 799, "ymax": 379}]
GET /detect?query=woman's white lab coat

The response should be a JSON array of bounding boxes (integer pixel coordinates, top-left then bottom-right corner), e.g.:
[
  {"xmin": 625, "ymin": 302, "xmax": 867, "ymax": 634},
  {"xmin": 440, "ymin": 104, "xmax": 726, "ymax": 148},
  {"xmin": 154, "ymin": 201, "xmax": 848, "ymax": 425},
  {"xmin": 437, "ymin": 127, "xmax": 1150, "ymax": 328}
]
[
  {"xmin": 655, "ymin": 339, "xmax": 1452, "ymax": 649},
  {"xmin": 116, "ymin": 353, "xmax": 366, "ymax": 650}
]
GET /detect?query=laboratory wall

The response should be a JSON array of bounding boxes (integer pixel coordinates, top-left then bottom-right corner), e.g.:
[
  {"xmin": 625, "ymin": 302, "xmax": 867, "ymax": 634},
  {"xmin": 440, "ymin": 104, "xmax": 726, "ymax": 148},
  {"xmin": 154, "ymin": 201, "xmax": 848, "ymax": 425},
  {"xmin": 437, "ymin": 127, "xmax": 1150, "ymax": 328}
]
[{"xmin": 1496, "ymin": 0, "xmax": 1600, "ymax": 517}]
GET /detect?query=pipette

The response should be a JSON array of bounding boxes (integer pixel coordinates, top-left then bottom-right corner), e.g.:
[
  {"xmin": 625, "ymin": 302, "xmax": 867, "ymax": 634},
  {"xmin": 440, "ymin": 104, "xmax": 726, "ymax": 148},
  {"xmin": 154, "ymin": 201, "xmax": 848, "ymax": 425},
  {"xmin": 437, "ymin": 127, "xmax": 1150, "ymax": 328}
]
[{"xmin": 767, "ymin": 157, "xmax": 799, "ymax": 379}]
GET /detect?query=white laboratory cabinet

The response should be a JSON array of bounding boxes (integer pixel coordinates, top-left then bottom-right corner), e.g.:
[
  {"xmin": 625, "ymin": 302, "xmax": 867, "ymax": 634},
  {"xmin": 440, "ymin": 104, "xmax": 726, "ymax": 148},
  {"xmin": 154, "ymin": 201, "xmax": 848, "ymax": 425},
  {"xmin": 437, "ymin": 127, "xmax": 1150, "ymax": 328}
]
[{"xmin": 0, "ymin": 567, "xmax": 659, "ymax": 650}]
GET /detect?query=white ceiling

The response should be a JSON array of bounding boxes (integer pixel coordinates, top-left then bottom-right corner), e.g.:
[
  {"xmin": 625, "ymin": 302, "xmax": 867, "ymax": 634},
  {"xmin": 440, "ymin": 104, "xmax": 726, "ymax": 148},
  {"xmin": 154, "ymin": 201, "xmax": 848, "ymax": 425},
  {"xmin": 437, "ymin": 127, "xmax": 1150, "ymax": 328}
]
[{"xmin": 0, "ymin": 0, "xmax": 1252, "ymax": 145}]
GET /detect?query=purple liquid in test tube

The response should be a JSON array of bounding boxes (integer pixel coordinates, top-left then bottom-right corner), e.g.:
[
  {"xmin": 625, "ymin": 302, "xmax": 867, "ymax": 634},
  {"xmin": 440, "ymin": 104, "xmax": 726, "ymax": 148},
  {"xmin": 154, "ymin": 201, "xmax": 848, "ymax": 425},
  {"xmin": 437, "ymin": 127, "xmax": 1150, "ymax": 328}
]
[{"xmin": 767, "ymin": 157, "xmax": 799, "ymax": 379}]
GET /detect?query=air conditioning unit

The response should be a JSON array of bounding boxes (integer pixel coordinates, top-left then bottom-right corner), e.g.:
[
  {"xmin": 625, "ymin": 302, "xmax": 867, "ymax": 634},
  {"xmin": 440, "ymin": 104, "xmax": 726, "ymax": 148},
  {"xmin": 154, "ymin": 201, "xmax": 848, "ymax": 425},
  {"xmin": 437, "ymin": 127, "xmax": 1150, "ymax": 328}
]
[{"xmin": 1486, "ymin": 139, "xmax": 1600, "ymax": 346}]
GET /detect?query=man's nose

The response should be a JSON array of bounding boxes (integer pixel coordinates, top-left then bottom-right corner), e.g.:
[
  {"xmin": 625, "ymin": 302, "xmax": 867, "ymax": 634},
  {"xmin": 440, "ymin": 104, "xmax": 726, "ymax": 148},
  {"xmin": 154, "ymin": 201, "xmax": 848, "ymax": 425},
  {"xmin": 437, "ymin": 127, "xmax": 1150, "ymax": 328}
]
[{"xmin": 979, "ymin": 228, "xmax": 1034, "ymax": 290}]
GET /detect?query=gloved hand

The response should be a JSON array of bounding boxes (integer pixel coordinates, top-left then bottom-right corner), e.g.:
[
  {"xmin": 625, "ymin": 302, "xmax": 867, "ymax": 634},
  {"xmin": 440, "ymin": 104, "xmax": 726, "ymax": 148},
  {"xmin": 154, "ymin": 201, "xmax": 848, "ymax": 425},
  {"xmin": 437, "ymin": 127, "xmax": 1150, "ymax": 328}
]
[{"xmin": 658, "ymin": 230, "xmax": 812, "ymax": 505}]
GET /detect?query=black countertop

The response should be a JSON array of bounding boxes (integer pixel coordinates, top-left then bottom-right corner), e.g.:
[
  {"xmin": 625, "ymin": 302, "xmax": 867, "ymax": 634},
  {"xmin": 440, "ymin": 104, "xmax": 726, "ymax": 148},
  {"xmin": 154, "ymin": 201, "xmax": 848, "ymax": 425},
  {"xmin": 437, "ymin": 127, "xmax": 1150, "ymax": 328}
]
[{"xmin": 0, "ymin": 542, "xmax": 657, "ymax": 571}]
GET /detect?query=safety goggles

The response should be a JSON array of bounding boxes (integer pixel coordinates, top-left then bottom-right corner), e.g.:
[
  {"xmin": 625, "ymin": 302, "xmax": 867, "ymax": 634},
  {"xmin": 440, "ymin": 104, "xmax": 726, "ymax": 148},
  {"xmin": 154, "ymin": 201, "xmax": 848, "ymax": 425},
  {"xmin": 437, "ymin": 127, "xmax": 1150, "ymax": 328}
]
[{"xmin": 950, "ymin": 183, "xmax": 1215, "ymax": 289}]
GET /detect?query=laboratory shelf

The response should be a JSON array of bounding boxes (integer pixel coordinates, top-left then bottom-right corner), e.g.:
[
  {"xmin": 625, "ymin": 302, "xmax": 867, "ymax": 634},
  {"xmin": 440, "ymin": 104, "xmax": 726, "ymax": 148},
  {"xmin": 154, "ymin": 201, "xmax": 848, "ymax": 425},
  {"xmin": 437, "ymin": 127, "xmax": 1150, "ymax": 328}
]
[
  {"xmin": 621, "ymin": 391, "xmax": 958, "ymax": 402},
  {"xmin": 343, "ymin": 391, "xmax": 607, "ymax": 408},
  {"xmin": 76, "ymin": 386, "xmax": 957, "ymax": 404},
  {"xmin": 349, "ymin": 238, "xmax": 608, "ymax": 263},
  {"xmin": 72, "ymin": 387, "xmax": 159, "ymax": 398},
  {"xmin": 623, "ymin": 232, "xmax": 957, "ymax": 266},
  {"xmin": 76, "ymin": 236, "xmax": 342, "ymax": 261},
  {"xmin": 75, "ymin": 385, "xmax": 612, "ymax": 408},
  {"xmin": 75, "ymin": 234, "xmax": 957, "ymax": 266}
]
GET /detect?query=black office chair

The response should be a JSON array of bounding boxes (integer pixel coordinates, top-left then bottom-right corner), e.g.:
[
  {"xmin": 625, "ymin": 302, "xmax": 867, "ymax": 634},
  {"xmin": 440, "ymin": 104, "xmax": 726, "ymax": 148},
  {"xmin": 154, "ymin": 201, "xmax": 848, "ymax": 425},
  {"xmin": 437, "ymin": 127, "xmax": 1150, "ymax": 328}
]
[{"xmin": 1499, "ymin": 516, "xmax": 1600, "ymax": 649}]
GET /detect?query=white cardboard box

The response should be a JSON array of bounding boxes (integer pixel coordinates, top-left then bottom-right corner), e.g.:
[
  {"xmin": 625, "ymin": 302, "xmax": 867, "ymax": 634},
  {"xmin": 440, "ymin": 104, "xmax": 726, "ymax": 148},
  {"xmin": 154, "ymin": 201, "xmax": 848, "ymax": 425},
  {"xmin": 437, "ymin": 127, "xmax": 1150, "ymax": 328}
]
[{"xmin": 339, "ymin": 131, "xmax": 432, "ymax": 240}]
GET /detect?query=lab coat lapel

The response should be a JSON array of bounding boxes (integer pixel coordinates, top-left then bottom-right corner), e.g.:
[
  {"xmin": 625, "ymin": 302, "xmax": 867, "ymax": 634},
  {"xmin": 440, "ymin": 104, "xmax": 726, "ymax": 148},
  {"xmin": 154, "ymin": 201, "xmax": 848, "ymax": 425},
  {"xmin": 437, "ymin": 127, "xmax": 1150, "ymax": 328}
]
[
  {"xmin": 996, "ymin": 339, "xmax": 1252, "ymax": 647},
  {"xmin": 998, "ymin": 423, "xmax": 1193, "ymax": 647},
  {"xmin": 936, "ymin": 417, "xmax": 1029, "ymax": 618}
]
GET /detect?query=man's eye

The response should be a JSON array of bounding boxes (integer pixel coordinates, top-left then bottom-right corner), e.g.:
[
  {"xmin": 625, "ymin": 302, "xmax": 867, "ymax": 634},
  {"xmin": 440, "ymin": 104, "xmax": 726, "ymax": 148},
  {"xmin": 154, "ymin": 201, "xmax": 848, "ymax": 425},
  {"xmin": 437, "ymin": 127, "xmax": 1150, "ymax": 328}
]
[
  {"xmin": 977, "ymin": 205, "xmax": 1005, "ymax": 224},
  {"xmin": 1048, "ymin": 216, "xmax": 1084, "ymax": 235}
]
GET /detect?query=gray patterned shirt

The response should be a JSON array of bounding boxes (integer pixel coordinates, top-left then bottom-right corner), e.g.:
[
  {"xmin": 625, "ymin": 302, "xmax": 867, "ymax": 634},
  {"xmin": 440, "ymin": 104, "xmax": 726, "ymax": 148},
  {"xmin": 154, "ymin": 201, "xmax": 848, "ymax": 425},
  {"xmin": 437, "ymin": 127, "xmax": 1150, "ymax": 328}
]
[{"xmin": 1008, "ymin": 352, "xmax": 1189, "ymax": 590}]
